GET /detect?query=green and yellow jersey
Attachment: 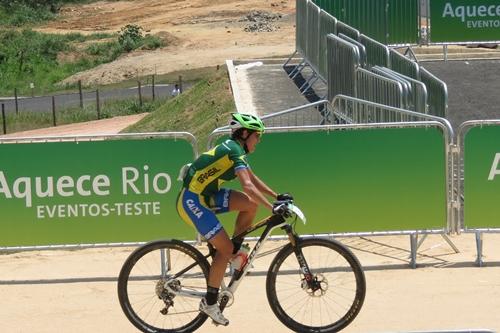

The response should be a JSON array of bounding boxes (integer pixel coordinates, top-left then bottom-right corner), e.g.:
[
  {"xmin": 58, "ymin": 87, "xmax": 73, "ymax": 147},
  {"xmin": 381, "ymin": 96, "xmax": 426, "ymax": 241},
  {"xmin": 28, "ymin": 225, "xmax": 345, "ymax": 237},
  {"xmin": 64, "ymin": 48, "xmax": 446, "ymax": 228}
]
[{"xmin": 183, "ymin": 139, "xmax": 249, "ymax": 197}]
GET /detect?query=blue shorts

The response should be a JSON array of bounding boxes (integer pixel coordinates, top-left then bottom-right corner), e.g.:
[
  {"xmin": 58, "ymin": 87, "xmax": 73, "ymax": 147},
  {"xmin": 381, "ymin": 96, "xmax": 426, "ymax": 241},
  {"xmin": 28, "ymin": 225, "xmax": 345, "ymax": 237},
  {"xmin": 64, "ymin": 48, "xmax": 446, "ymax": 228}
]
[{"xmin": 176, "ymin": 188, "xmax": 231, "ymax": 240}]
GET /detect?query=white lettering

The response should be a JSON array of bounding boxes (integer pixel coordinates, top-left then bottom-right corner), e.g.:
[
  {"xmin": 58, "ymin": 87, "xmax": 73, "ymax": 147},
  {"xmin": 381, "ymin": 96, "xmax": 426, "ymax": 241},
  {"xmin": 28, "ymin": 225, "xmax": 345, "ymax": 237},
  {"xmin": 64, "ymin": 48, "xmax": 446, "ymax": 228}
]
[
  {"xmin": 76, "ymin": 175, "xmax": 91, "ymax": 196},
  {"xmin": 488, "ymin": 153, "xmax": 500, "ymax": 180},
  {"xmin": 153, "ymin": 173, "xmax": 171, "ymax": 194},
  {"xmin": 0, "ymin": 171, "xmax": 12, "ymax": 199},
  {"xmin": 122, "ymin": 167, "xmax": 140, "ymax": 194},
  {"xmin": 57, "ymin": 176, "xmax": 74, "ymax": 197},
  {"xmin": 93, "ymin": 175, "xmax": 110, "ymax": 195},
  {"xmin": 13, "ymin": 177, "xmax": 32, "ymax": 207}
]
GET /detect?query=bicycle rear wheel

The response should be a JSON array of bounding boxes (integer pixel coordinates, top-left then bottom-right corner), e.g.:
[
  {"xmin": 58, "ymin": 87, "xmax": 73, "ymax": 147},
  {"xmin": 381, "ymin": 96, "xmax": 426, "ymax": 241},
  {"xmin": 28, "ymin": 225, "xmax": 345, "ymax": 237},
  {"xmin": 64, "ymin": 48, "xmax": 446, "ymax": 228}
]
[
  {"xmin": 266, "ymin": 238, "xmax": 366, "ymax": 333},
  {"xmin": 117, "ymin": 239, "xmax": 210, "ymax": 333}
]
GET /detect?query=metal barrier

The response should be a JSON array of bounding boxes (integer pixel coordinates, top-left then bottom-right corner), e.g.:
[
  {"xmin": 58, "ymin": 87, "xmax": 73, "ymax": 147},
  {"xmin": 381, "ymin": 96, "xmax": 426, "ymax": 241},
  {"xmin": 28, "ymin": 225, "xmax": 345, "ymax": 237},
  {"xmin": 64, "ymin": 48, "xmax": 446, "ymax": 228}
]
[
  {"xmin": 370, "ymin": 66, "xmax": 412, "ymax": 110},
  {"xmin": 360, "ymin": 34, "xmax": 390, "ymax": 68},
  {"xmin": 296, "ymin": 0, "xmax": 308, "ymax": 56},
  {"xmin": 372, "ymin": 66, "xmax": 428, "ymax": 114},
  {"xmin": 306, "ymin": 1, "xmax": 321, "ymax": 74},
  {"xmin": 420, "ymin": 67, "xmax": 448, "ymax": 118},
  {"xmin": 327, "ymin": 33, "xmax": 361, "ymax": 101},
  {"xmin": 458, "ymin": 120, "xmax": 500, "ymax": 266},
  {"xmin": 355, "ymin": 68, "xmax": 404, "ymax": 109},
  {"xmin": 0, "ymin": 132, "xmax": 200, "ymax": 251},
  {"xmin": 337, "ymin": 20, "xmax": 360, "ymax": 41},
  {"xmin": 339, "ymin": 33, "xmax": 367, "ymax": 68},
  {"xmin": 318, "ymin": 10, "xmax": 337, "ymax": 81},
  {"xmin": 389, "ymin": 49, "xmax": 420, "ymax": 80}
]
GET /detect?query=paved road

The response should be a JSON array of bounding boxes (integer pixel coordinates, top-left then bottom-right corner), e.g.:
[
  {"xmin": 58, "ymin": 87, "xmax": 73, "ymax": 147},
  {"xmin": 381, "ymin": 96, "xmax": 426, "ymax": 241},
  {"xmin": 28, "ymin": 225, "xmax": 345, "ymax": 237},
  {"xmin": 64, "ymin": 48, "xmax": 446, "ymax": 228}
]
[{"xmin": 0, "ymin": 84, "xmax": 180, "ymax": 114}]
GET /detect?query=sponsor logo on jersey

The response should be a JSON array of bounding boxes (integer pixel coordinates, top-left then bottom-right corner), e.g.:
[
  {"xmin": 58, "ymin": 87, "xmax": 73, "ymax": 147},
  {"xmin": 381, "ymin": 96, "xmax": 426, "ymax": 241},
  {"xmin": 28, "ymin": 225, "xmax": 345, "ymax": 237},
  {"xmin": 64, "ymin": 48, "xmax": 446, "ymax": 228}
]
[
  {"xmin": 186, "ymin": 199, "xmax": 203, "ymax": 218},
  {"xmin": 196, "ymin": 167, "xmax": 221, "ymax": 184}
]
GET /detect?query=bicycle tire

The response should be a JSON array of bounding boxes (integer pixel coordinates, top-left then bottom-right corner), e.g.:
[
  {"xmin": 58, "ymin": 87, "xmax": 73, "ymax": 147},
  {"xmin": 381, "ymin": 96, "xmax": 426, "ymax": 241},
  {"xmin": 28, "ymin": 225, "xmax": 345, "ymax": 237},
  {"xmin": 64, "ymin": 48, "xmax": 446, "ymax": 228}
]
[
  {"xmin": 117, "ymin": 239, "xmax": 210, "ymax": 333},
  {"xmin": 266, "ymin": 238, "xmax": 366, "ymax": 333}
]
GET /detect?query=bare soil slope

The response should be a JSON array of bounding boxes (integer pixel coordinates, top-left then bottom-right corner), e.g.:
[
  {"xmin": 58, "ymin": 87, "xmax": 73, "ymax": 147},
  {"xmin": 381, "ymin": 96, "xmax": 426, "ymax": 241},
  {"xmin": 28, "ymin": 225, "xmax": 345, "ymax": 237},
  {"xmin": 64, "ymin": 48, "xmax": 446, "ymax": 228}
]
[{"xmin": 37, "ymin": 0, "xmax": 296, "ymax": 86}]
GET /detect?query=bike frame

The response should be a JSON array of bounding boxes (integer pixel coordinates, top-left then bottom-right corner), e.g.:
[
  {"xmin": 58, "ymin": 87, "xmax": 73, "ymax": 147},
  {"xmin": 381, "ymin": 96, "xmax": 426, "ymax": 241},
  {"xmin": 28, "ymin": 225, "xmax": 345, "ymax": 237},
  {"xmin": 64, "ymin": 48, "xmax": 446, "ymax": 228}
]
[{"xmin": 164, "ymin": 213, "xmax": 310, "ymax": 309}]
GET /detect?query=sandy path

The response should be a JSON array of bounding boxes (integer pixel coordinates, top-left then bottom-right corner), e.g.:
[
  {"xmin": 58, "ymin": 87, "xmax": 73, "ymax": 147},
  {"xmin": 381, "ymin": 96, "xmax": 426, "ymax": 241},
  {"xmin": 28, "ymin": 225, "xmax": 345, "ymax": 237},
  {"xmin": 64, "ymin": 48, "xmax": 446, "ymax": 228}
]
[
  {"xmin": 0, "ymin": 114, "xmax": 147, "ymax": 138},
  {"xmin": 1, "ymin": 234, "xmax": 500, "ymax": 332}
]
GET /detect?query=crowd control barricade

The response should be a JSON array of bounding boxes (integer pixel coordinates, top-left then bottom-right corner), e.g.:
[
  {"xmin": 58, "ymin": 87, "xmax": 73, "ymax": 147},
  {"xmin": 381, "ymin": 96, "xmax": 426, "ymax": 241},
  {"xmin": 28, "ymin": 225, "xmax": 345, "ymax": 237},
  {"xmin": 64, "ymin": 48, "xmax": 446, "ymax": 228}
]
[
  {"xmin": 372, "ymin": 66, "xmax": 428, "ymax": 114},
  {"xmin": 370, "ymin": 66, "xmax": 411, "ymax": 110},
  {"xmin": 318, "ymin": 10, "xmax": 337, "ymax": 82},
  {"xmin": 0, "ymin": 132, "xmax": 199, "ymax": 251},
  {"xmin": 458, "ymin": 120, "xmax": 500, "ymax": 266},
  {"xmin": 327, "ymin": 34, "xmax": 361, "ymax": 101},
  {"xmin": 355, "ymin": 68, "xmax": 405, "ymax": 111},
  {"xmin": 306, "ymin": 1, "xmax": 321, "ymax": 75},
  {"xmin": 339, "ymin": 33, "xmax": 367, "ymax": 68},
  {"xmin": 360, "ymin": 34, "xmax": 390, "ymax": 68},
  {"xmin": 420, "ymin": 67, "xmax": 448, "ymax": 118},
  {"xmin": 336, "ymin": 20, "xmax": 360, "ymax": 41},
  {"xmin": 208, "ymin": 107, "xmax": 453, "ymax": 268},
  {"xmin": 285, "ymin": 0, "xmax": 309, "ymax": 73},
  {"xmin": 389, "ymin": 49, "xmax": 420, "ymax": 80}
]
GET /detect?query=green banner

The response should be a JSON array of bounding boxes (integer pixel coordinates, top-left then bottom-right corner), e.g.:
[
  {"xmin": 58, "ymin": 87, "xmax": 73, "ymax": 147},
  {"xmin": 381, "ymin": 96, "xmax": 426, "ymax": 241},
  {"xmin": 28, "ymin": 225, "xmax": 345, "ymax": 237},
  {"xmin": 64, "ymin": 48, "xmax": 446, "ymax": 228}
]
[
  {"xmin": 430, "ymin": 0, "xmax": 500, "ymax": 43},
  {"xmin": 464, "ymin": 125, "xmax": 500, "ymax": 228},
  {"xmin": 0, "ymin": 137, "xmax": 196, "ymax": 246},
  {"xmin": 213, "ymin": 126, "xmax": 447, "ymax": 234}
]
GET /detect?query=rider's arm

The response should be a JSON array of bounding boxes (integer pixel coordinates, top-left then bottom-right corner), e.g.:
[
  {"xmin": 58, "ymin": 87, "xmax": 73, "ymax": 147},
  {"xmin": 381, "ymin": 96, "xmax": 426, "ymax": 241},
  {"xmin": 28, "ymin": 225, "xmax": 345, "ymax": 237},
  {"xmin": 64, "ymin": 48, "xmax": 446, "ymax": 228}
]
[
  {"xmin": 236, "ymin": 168, "xmax": 273, "ymax": 211},
  {"xmin": 247, "ymin": 169, "xmax": 277, "ymax": 199}
]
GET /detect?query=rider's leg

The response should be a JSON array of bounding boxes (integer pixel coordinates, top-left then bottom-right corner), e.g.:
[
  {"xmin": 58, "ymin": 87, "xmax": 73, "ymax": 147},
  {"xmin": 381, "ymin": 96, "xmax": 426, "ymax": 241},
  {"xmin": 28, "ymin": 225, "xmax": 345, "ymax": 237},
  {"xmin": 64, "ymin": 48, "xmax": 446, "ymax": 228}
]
[
  {"xmin": 206, "ymin": 229, "xmax": 233, "ymax": 294},
  {"xmin": 229, "ymin": 190, "xmax": 258, "ymax": 239}
]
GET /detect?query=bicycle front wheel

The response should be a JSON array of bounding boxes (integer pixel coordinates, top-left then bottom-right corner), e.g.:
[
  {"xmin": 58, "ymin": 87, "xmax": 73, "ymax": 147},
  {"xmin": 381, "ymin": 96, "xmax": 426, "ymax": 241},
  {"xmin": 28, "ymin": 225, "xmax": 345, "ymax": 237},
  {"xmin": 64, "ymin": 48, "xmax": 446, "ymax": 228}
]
[
  {"xmin": 117, "ymin": 239, "xmax": 210, "ymax": 333},
  {"xmin": 266, "ymin": 238, "xmax": 366, "ymax": 333}
]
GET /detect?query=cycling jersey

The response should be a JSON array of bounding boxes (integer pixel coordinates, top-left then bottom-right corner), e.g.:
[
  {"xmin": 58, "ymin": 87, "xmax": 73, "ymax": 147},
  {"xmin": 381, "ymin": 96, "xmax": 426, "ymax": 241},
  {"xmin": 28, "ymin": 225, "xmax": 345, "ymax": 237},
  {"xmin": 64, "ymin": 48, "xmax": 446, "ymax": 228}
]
[
  {"xmin": 183, "ymin": 139, "xmax": 249, "ymax": 198},
  {"xmin": 176, "ymin": 139, "xmax": 249, "ymax": 240}
]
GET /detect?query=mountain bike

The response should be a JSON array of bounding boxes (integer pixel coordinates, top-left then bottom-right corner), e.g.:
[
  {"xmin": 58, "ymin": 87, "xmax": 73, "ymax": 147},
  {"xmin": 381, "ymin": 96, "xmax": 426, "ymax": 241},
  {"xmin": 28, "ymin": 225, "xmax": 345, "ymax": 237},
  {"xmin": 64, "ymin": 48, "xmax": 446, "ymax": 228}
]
[{"xmin": 117, "ymin": 201, "xmax": 366, "ymax": 332}]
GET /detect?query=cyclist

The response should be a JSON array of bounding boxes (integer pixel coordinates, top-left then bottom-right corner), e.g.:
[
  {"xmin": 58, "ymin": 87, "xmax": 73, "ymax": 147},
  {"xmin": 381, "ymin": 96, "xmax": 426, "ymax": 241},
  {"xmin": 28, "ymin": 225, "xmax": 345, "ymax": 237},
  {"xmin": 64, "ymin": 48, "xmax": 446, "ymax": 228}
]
[{"xmin": 176, "ymin": 113, "xmax": 291, "ymax": 326}]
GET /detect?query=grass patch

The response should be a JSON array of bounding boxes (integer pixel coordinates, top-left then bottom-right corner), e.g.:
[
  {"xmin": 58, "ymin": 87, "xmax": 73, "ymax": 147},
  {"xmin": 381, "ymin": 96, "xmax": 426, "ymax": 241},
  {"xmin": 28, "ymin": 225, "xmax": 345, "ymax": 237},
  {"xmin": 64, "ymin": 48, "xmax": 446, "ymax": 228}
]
[
  {"xmin": 123, "ymin": 67, "xmax": 236, "ymax": 151},
  {"xmin": 1, "ymin": 97, "xmax": 166, "ymax": 134},
  {"xmin": 0, "ymin": 28, "xmax": 164, "ymax": 96}
]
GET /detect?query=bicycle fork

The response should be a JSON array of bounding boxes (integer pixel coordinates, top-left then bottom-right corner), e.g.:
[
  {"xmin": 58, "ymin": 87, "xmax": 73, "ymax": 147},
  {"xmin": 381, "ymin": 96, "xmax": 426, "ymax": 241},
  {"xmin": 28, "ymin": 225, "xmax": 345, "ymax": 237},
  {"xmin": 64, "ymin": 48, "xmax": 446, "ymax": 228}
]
[{"xmin": 282, "ymin": 224, "xmax": 323, "ymax": 295}]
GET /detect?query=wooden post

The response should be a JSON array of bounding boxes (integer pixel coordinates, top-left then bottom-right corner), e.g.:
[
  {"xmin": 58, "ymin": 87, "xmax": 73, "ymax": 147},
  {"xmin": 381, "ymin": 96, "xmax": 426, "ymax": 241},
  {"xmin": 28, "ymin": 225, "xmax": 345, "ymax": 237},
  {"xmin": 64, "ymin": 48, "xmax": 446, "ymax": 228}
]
[
  {"xmin": 96, "ymin": 89, "xmax": 101, "ymax": 120},
  {"xmin": 152, "ymin": 75, "xmax": 155, "ymax": 101},
  {"xmin": 78, "ymin": 80, "xmax": 83, "ymax": 109},
  {"xmin": 51, "ymin": 96, "xmax": 57, "ymax": 126},
  {"xmin": 14, "ymin": 88, "xmax": 19, "ymax": 115},
  {"xmin": 1, "ymin": 103, "xmax": 6, "ymax": 134},
  {"xmin": 138, "ymin": 80, "xmax": 143, "ymax": 106},
  {"xmin": 178, "ymin": 75, "xmax": 183, "ymax": 93}
]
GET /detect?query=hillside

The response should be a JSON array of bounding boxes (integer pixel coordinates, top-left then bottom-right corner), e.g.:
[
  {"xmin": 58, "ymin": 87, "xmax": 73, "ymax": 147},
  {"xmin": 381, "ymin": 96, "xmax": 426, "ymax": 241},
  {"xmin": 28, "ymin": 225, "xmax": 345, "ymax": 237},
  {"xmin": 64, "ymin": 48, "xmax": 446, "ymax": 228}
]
[{"xmin": 36, "ymin": 0, "xmax": 296, "ymax": 86}]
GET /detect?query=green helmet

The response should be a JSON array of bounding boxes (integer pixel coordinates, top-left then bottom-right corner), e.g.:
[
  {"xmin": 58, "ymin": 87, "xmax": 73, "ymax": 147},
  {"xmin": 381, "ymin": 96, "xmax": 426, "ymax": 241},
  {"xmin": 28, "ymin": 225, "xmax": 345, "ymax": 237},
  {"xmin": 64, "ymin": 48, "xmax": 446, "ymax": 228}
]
[{"xmin": 229, "ymin": 113, "xmax": 265, "ymax": 133}]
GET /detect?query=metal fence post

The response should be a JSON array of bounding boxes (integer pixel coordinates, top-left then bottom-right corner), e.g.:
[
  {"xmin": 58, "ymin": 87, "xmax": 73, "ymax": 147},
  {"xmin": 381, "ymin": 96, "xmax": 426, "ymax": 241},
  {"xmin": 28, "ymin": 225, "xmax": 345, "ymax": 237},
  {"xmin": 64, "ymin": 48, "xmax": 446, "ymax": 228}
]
[
  {"xmin": 78, "ymin": 80, "xmax": 83, "ymax": 109},
  {"xmin": 152, "ymin": 75, "xmax": 155, "ymax": 101},
  {"xmin": 51, "ymin": 96, "xmax": 57, "ymax": 126},
  {"xmin": 1, "ymin": 103, "xmax": 6, "ymax": 134},
  {"xmin": 138, "ymin": 80, "xmax": 143, "ymax": 106},
  {"xmin": 178, "ymin": 75, "xmax": 183, "ymax": 93},
  {"xmin": 14, "ymin": 88, "xmax": 18, "ymax": 115},
  {"xmin": 96, "ymin": 89, "xmax": 101, "ymax": 120}
]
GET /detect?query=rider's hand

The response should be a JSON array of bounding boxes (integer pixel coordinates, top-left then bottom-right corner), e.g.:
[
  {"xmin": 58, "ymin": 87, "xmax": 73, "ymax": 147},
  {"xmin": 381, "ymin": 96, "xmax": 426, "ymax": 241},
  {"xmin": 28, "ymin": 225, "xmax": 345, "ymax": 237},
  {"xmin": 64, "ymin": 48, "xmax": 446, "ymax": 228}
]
[
  {"xmin": 272, "ymin": 201, "xmax": 292, "ymax": 218},
  {"xmin": 277, "ymin": 193, "xmax": 294, "ymax": 202}
]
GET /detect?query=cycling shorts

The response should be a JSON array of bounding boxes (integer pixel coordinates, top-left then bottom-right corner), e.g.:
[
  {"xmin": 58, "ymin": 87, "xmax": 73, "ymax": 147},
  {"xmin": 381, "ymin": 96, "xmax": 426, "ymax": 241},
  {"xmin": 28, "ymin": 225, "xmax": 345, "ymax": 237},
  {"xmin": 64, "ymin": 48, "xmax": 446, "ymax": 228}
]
[{"xmin": 176, "ymin": 188, "xmax": 231, "ymax": 240}]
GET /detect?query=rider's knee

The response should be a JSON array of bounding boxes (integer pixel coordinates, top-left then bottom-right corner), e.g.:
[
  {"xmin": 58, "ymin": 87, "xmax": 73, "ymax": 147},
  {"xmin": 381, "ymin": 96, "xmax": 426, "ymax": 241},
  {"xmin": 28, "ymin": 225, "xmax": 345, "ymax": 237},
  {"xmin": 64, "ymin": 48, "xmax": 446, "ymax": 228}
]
[{"xmin": 246, "ymin": 199, "xmax": 258, "ymax": 213}]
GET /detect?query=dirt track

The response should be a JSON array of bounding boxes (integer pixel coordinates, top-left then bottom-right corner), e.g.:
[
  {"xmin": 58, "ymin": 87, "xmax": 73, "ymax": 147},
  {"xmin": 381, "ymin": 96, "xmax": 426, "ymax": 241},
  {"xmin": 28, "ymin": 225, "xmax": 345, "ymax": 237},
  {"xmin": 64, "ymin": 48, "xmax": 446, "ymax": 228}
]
[{"xmin": 36, "ymin": 0, "xmax": 296, "ymax": 86}]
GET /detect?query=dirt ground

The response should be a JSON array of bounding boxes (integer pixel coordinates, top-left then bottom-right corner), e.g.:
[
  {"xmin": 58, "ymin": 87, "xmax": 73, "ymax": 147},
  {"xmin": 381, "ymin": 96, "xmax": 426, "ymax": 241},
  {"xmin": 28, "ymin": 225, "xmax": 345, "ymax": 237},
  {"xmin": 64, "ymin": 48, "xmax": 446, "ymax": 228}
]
[
  {"xmin": 36, "ymin": 0, "xmax": 296, "ymax": 86},
  {"xmin": 2, "ymin": 234, "xmax": 500, "ymax": 332}
]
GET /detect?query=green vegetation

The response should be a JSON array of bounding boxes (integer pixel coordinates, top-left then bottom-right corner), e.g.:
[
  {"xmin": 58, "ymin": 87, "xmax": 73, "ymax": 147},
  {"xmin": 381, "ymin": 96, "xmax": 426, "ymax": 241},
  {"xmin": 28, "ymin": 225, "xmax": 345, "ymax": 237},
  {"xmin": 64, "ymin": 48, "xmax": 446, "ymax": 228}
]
[
  {"xmin": 124, "ymin": 68, "xmax": 236, "ymax": 151},
  {"xmin": 1, "ymin": 97, "xmax": 166, "ymax": 134},
  {"xmin": 0, "ymin": 0, "xmax": 94, "ymax": 26},
  {"xmin": 0, "ymin": 26, "xmax": 164, "ymax": 96}
]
